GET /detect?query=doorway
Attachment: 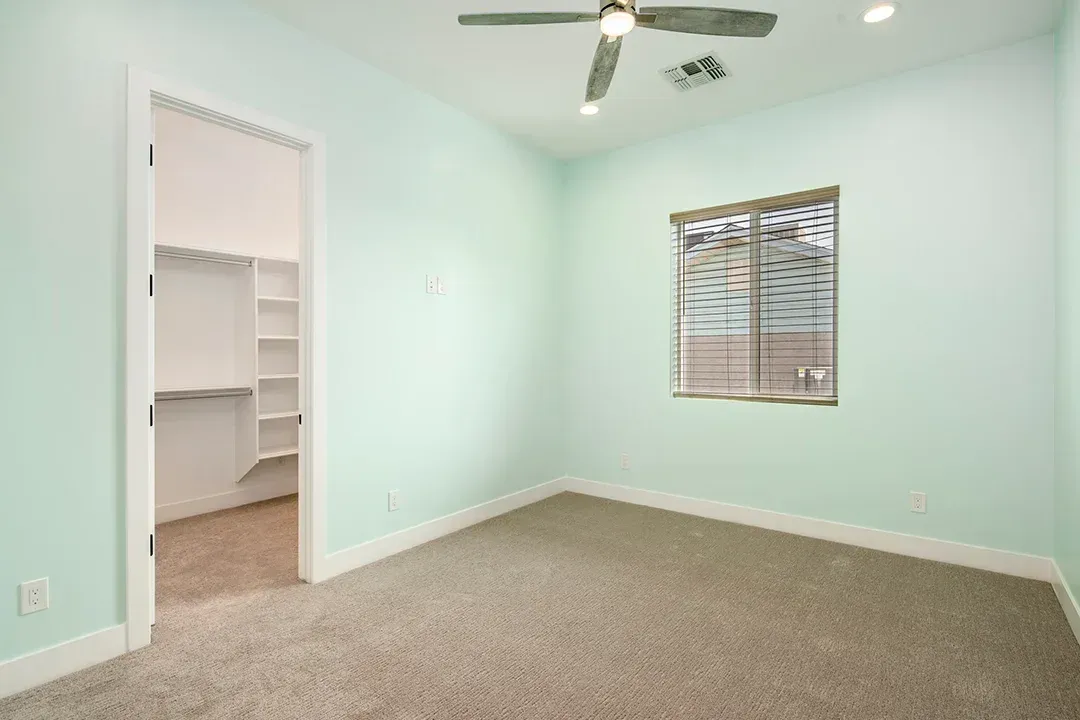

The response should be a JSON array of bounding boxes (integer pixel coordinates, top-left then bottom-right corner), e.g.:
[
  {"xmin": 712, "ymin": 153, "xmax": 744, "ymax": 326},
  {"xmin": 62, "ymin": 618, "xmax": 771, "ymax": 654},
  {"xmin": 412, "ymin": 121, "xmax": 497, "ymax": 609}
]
[{"xmin": 125, "ymin": 68, "xmax": 328, "ymax": 653}]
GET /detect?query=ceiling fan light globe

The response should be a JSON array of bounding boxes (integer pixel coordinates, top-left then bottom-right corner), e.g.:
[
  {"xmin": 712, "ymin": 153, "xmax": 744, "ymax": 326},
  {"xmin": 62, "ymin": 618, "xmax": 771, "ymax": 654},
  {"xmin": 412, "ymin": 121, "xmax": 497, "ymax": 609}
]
[{"xmin": 599, "ymin": 10, "xmax": 636, "ymax": 37}]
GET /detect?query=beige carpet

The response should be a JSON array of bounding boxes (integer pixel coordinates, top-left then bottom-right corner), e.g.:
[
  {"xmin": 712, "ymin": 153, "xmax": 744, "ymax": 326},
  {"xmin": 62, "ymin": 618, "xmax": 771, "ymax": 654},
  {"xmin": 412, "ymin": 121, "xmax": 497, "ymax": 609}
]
[{"xmin": 3, "ymin": 492, "xmax": 1080, "ymax": 719}]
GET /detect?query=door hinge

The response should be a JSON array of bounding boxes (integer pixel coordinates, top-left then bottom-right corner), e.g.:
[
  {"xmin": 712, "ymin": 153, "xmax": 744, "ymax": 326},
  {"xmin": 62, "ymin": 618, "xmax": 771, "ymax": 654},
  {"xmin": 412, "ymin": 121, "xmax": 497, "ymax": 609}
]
[
  {"xmin": 298, "ymin": 413, "xmax": 302, "ymax": 426},
  {"xmin": 150, "ymin": 404, "xmax": 154, "ymax": 427},
  {"xmin": 150, "ymin": 143, "xmax": 153, "ymax": 167},
  {"xmin": 149, "ymin": 273, "xmax": 153, "ymax": 297},
  {"xmin": 150, "ymin": 533, "xmax": 154, "ymax": 557}
]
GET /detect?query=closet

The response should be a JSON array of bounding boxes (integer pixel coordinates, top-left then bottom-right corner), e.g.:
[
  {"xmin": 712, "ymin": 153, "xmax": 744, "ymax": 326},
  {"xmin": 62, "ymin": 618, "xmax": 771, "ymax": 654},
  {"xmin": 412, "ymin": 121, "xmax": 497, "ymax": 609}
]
[{"xmin": 153, "ymin": 107, "xmax": 302, "ymax": 524}]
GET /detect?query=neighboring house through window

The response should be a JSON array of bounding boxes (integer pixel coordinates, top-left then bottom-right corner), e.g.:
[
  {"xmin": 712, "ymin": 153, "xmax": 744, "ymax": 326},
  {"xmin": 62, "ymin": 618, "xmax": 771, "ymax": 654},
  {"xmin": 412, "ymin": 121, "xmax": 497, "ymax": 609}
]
[{"xmin": 671, "ymin": 186, "xmax": 839, "ymax": 404}]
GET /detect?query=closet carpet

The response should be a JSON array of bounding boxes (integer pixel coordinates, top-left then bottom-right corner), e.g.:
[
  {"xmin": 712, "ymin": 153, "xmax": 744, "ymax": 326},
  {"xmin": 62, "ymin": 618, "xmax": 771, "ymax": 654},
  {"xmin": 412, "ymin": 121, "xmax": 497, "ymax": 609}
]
[{"xmin": 4, "ymin": 492, "xmax": 1080, "ymax": 719}]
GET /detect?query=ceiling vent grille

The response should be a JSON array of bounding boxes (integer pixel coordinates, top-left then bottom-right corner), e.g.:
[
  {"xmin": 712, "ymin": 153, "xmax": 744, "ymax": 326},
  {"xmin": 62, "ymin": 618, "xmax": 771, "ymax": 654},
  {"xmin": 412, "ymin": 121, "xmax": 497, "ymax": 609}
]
[{"xmin": 660, "ymin": 52, "xmax": 728, "ymax": 92}]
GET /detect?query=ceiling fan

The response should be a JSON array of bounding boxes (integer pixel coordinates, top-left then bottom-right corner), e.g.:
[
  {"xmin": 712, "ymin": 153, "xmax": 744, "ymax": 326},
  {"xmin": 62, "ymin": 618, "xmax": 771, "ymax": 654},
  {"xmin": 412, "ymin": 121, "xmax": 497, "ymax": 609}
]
[{"xmin": 458, "ymin": 2, "xmax": 778, "ymax": 104}]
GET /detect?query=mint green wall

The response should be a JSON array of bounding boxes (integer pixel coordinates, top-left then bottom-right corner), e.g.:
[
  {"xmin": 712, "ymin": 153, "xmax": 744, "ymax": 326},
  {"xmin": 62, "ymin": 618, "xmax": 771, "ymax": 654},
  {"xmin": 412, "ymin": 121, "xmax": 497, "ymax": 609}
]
[
  {"xmin": 1056, "ymin": 1, "xmax": 1080, "ymax": 601},
  {"xmin": 0, "ymin": 0, "xmax": 562, "ymax": 662},
  {"xmin": 561, "ymin": 37, "xmax": 1056, "ymax": 556}
]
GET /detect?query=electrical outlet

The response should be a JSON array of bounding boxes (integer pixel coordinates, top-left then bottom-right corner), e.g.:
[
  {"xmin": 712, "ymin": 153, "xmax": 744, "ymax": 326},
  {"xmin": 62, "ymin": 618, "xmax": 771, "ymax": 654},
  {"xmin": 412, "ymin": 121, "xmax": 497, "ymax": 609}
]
[
  {"xmin": 19, "ymin": 578, "xmax": 49, "ymax": 615},
  {"xmin": 388, "ymin": 490, "xmax": 400, "ymax": 512},
  {"xmin": 437, "ymin": 277, "xmax": 446, "ymax": 295},
  {"xmin": 425, "ymin": 275, "xmax": 437, "ymax": 294},
  {"xmin": 910, "ymin": 491, "xmax": 927, "ymax": 514},
  {"xmin": 620, "ymin": 453, "xmax": 630, "ymax": 470}
]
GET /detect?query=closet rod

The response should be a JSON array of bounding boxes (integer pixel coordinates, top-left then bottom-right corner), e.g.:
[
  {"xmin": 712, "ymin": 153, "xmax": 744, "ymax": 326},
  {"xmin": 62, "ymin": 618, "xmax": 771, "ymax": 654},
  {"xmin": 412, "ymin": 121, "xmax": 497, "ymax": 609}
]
[
  {"xmin": 155, "ymin": 250, "xmax": 252, "ymax": 267},
  {"xmin": 155, "ymin": 387, "xmax": 253, "ymax": 402}
]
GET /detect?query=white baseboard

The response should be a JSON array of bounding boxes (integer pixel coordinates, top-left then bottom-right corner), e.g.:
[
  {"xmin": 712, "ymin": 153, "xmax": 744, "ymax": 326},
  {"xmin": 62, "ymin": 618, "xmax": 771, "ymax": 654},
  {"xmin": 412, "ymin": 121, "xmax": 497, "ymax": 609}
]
[
  {"xmin": 1052, "ymin": 560, "xmax": 1080, "ymax": 646},
  {"xmin": 156, "ymin": 481, "xmax": 296, "ymax": 523},
  {"xmin": 564, "ymin": 478, "xmax": 1053, "ymax": 582},
  {"xmin": 0, "ymin": 624, "xmax": 126, "ymax": 700},
  {"xmin": 7, "ymin": 477, "xmax": 1058, "ymax": 701},
  {"xmin": 320, "ymin": 478, "xmax": 566, "ymax": 581}
]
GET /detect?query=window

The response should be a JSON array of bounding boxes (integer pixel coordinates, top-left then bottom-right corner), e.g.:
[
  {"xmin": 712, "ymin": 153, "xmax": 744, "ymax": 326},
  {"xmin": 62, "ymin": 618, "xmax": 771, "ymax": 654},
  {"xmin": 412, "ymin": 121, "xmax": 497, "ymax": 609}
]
[{"xmin": 671, "ymin": 186, "xmax": 839, "ymax": 405}]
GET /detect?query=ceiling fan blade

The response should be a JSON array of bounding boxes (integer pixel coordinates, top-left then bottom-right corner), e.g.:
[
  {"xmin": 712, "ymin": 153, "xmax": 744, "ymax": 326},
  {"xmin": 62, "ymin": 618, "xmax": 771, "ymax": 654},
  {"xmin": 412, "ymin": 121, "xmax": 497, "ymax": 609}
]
[
  {"xmin": 458, "ymin": 12, "xmax": 597, "ymax": 26},
  {"xmin": 637, "ymin": 6, "xmax": 778, "ymax": 37},
  {"xmin": 585, "ymin": 35, "xmax": 623, "ymax": 103}
]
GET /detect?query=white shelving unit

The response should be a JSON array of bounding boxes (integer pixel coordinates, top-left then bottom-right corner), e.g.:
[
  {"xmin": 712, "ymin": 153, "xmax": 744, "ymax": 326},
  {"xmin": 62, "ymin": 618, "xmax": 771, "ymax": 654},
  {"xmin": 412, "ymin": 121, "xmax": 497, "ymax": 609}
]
[
  {"xmin": 259, "ymin": 410, "xmax": 300, "ymax": 421},
  {"xmin": 154, "ymin": 243, "xmax": 302, "ymax": 481},
  {"xmin": 256, "ymin": 257, "xmax": 300, "ymax": 463},
  {"xmin": 258, "ymin": 444, "xmax": 301, "ymax": 461}
]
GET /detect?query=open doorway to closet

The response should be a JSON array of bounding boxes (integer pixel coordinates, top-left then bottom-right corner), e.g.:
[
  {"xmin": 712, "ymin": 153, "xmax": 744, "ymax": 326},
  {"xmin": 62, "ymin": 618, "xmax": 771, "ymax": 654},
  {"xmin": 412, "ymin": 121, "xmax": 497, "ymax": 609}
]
[
  {"xmin": 152, "ymin": 106, "xmax": 303, "ymax": 625},
  {"xmin": 125, "ymin": 69, "xmax": 327, "ymax": 653}
]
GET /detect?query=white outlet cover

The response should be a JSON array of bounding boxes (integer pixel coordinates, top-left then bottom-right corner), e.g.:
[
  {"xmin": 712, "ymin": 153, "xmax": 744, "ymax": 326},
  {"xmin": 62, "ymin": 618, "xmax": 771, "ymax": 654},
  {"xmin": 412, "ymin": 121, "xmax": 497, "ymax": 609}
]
[
  {"xmin": 425, "ymin": 275, "xmax": 436, "ymax": 294},
  {"xmin": 19, "ymin": 577, "xmax": 49, "ymax": 615},
  {"xmin": 437, "ymin": 277, "xmax": 446, "ymax": 295},
  {"xmin": 910, "ymin": 492, "xmax": 927, "ymax": 514},
  {"xmin": 620, "ymin": 453, "xmax": 630, "ymax": 470},
  {"xmin": 388, "ymin": 490, "xmax": 400, "ymax": 512}
]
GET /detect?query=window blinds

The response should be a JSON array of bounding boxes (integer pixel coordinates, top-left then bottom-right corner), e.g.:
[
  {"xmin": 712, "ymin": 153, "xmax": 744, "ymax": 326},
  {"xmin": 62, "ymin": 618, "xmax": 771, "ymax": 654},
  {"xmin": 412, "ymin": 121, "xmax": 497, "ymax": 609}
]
[{"xmin": 671, "ymin": 186, "xmax": 839, "ymax": 405}]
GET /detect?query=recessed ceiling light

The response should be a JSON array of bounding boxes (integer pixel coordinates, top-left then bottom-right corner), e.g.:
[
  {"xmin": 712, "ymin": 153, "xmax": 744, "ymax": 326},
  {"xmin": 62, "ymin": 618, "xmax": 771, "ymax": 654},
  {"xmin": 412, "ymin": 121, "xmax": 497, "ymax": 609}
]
[
  {"xmin": 862, "ymin": 2, "xmax": 897, "ymax": 23},
  {"xmin": 580, "ymin": 104, "xmax": 599, "ymax": 116}
]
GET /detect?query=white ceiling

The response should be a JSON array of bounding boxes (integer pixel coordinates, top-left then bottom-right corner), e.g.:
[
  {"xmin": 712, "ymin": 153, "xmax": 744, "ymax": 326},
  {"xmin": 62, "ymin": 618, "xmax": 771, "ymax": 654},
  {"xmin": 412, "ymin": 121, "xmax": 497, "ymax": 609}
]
[{"xmin": 246, "ymin": 0, "xmax": 1060, "ymax": 157}]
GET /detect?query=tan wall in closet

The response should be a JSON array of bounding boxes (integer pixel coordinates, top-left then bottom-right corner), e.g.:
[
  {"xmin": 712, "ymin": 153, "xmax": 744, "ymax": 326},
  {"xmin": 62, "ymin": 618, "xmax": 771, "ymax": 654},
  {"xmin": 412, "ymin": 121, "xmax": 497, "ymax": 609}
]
[{"xmin": 155, "ymin": 107, "xmax": 301, "ymax": 260}]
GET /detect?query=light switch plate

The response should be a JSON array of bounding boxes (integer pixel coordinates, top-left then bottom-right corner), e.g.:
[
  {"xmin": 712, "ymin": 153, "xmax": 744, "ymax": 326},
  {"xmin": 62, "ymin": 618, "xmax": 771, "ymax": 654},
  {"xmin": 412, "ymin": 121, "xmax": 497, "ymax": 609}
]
[{"xmin": 425, "ymin": 275, "xmax": 437, "ymax": 294}]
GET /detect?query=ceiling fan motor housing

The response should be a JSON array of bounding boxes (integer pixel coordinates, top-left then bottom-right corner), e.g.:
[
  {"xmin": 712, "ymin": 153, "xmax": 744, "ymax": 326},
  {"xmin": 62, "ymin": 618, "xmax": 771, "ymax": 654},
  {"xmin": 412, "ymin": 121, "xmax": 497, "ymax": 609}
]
[{"xmin": 600, "ymin": 0, "xmax": 637, "ymax": 21}]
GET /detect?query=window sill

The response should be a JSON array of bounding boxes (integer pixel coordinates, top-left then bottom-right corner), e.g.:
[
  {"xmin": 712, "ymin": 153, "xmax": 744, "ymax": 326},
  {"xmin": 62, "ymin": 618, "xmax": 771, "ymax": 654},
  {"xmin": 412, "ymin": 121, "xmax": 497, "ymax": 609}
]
[{"xmin": 673, "ymin": 392, "xmax": 838, "ymax": 407}]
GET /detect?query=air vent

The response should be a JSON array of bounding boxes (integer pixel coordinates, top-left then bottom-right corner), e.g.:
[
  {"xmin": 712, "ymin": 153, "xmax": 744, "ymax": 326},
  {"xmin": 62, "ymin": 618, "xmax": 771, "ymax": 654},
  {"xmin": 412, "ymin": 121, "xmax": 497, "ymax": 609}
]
[{"xmin": 660, "ymin": 52, "xmax": 728, "ymax": 92}]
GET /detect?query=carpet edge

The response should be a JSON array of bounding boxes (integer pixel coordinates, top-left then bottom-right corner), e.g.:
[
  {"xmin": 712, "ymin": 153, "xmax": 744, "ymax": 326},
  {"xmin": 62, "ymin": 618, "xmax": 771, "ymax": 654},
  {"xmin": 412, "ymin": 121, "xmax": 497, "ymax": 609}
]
[
  {"xmin": 318, "ymin": 477, "xmax": 569, "ymax": 581},
  {"xmin": 564, "ymin": 477, "xmax": 1053, "ymax": 582}
]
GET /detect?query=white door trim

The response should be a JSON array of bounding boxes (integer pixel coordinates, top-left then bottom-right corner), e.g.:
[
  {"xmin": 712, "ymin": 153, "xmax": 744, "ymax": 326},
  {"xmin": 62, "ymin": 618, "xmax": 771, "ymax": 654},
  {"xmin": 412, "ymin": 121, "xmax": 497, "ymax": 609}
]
[{"xmin": 124, "ymin": 67, "xmax": 328, "ymax": 653}]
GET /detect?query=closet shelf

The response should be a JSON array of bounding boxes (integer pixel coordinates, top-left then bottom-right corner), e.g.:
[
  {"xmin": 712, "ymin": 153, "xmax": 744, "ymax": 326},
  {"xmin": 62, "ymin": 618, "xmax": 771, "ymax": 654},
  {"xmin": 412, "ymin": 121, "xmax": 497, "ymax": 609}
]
[
  {"xmin": 259, "ymin": 445, "xmax": 299, "ymax": 460},
  {"xmin": 257, "ymin": 295, "xmax": 300, "ymax": 304},
  {"xmin": 258, "ymin": 373, "xmax": 299, "ymax": 380},
  {"xmin": 258, "ymin": 335, "xmax": 299, "ymax": 341},
  {"xmin": 259, "ymin": 410, "xmax": 300, "ymax": 421}
]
